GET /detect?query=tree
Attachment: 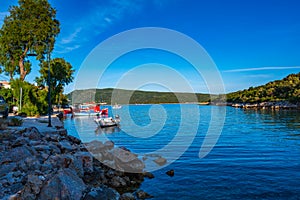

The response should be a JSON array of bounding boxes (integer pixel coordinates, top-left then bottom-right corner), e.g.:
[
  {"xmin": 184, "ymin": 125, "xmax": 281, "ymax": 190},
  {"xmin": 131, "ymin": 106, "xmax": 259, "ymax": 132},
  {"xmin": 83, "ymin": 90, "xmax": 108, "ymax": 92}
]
[
  {"xmin": 0, "ymin": 0, "xmax": 60, "ymax": 81},
  {"xmin": 36, "ymin": 58, "xmax": 74, "ymax": 104}
]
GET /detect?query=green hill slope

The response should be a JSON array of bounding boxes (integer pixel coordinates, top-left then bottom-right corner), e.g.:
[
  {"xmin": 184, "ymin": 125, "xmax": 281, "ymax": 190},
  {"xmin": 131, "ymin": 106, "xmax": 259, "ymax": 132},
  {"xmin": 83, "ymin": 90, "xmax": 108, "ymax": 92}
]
[
  {"xmin": 227, "ymin": 72, "xmax": 300, "ymax": 103},
  {"xmin": 68, "ymin": 88, "xmax": 211, "ymax": 104}
]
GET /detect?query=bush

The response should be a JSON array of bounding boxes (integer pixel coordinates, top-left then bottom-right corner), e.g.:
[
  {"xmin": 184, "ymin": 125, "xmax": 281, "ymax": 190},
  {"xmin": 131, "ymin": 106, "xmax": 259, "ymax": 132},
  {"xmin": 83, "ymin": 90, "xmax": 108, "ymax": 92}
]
[{"xmin": 10, "ymin": 79, "xmax": 48, "ymax": 116}]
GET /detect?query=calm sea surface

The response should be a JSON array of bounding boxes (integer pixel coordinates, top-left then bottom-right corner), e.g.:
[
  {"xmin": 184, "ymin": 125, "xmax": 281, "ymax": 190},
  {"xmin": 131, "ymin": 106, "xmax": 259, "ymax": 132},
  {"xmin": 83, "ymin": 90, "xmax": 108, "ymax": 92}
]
[{"xmin": 64, "ymin": 104, "xmax": 300, "ymax": 200}]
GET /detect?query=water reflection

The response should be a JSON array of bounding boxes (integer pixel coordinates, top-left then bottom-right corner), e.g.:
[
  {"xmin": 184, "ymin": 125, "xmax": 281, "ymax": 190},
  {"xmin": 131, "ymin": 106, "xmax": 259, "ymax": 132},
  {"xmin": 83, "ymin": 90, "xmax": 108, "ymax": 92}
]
[
  {"xmin": 95, "ymin": 126, "xmax": 121, "ymax": 134},
  {"xmin": 242, "ymin": 109, "xmax": 300, "ymax": 129}
]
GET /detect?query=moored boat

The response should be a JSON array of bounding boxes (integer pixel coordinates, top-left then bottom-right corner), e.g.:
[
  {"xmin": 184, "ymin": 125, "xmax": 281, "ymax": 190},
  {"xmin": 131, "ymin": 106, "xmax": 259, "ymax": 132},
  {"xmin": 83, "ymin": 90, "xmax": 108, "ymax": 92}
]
[{"xmin": 94, "ymin": 115, "xmax": 120, "ymax": 128}]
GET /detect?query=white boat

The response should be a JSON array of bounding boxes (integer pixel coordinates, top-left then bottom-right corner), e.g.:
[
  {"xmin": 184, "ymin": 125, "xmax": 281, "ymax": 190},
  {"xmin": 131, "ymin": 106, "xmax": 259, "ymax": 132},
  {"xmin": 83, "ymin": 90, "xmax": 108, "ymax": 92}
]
[
  {"xmin": 112, "ymin": 103, "xmax": 122, "ymax": 109},
  {"xmin": 94, "ymin": 115, "xmax": 120, "ymax": 128}
]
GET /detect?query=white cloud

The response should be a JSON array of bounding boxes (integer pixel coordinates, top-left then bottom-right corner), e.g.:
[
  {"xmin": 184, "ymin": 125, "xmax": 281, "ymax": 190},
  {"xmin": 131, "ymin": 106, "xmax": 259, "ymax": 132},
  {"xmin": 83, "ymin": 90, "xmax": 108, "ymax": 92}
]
[
  {"xmin": 61, "ymin": 27, "xmax": 82, "ymax": 44},
  {"xmin": 54, "ymin": 44, "xmax": 81, "ymax": 54},
  {"xmin": 223, "ymin": 66, "xmax": 300, "ymax": 72},
  {"xmin": 56, "ymin": 0, "xmax": 170, "ymax": 54}
]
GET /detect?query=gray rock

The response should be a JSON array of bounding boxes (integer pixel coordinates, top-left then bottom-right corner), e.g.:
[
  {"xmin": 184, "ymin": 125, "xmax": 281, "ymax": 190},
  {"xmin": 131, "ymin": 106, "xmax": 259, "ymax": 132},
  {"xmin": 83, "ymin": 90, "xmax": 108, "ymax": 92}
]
[
  {"xmin": 58, "ymin": 140, "xmax": 74, "ymax": 153},
  {"xmin": 38, "ymin": 168, "xmax": 86, "ymax": 200},
  {"xmin": 40, "ymin": 163, "xmax": 53, "ymax": 172},
  {"xmin": 74, "ymin": 152, "xmax": 93, "ymax": 173},
  {"xmin": 166, "ymin": 169, "xmax": 174, "ymax": 177},
  {"xmin": 67, "ymin": 135, "xmax": 81, "ymax": 145},
  {"xmin": 110, "ymin": 176, "xmax": 127, "ymax": 188},
  {"xmin": 104, "ymin": 140, "xmax": 114, "ymax": 150},
  {"xmin": 48, "ymin": 143, "xmax": 61, "ymax": 154},
  {"xmin": 85, "ymin": 140, "xmax": 106, "ymax": 153},
  {"xmin": 0, "ymin": 162, "xmax": 17, "ymax": 177},
  {"xmin": 71, "ymin": 156, "xmax": 84, "ymax": 178},
  {"xmin": 1, "ymin": 146, "xmax": 32, "ymax": 163},
  {"xmin": 27, "ymin": 174, "xmax": 44, "ymax": 194},
  {"xmin": 7, "ymin": 182, "xmax": 23, "ymax": 197},
  {"xmin": 143, "ymin": 172, "xmax": 154, "ymax": 179},
  {"xmin": 24, "ymin": 157, "xmax": 41, "ymax": 171},
  {"xmin": 136, "ymin": 190, "xmax": 153, "ymax": 199},
  {"xmin": 17, "ymin": 160, "xmax": 28, "ymax": 172},
  {"xmin": 153, "ymin": 157, "xmax": 167, "ymax": 166},
  {"xmin": 29, "ymin": 140, "xmax": 41, "ymax": 146},
  {"xmin": 48, "ymin": 134, "xmax": 60, "ymax": 142},
  {"xmin": 57, "ymin": 129, "xmax": 68, "ymax": 136},
  {"xmin": 11, "ymin": 137, "xmax": 29, "ymax": 147},
  {"xmin": 23, "ymin": 127, "xmax": 41, "ymax": 140},
  {"xmin": 121, "ymin": 159, "xmax": 145, "ymax": 173},
  {"xmin": 103, "ymin": 151, "xmax": 114, "ymax": 161},
  {"xmin": 34, "ymin": 145, "xmax": 51, "ymax": 152},
  {"xmin": 44, "ymin": 155, "xmax": 62, "ymax": 169},
  {"xmin": 93, "ymin": 153, "xmax": 103, "ymax": 162},
  {"xmin": 83, "ymin": 186, "xmax": 120, "ymax": 200},
  {"xmin": 120, "ymin": 192, "xmax": 136, "ymax": 200}
]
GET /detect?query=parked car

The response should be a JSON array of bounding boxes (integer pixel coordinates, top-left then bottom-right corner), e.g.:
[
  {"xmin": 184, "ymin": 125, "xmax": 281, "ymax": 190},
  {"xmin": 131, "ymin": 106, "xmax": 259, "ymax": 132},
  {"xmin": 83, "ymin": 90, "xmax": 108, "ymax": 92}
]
[{"xmin": 0, "ymin": 96, "xmax": 9, "ymax": 118}]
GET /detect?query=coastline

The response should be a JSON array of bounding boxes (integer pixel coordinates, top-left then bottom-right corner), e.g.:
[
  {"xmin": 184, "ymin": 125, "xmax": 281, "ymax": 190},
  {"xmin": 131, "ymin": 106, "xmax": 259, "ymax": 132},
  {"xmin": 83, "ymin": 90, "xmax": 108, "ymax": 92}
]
[
  {"xmin": 0, "ymin": 116, "xmax": 153, "ymax": 200},
  {"xmin": 229, "ymin": 101, "xmax": 300, "ymax": 110}
]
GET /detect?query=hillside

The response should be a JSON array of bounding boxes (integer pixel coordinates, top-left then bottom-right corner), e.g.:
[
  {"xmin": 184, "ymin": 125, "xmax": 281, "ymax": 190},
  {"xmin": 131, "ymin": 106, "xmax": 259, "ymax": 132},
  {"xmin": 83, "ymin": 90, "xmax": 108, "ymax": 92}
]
[
  {"xmin": 227, "ymin": 72, "xmax": 300, "ymax": 103},
  {"xmin": 68, "ymin": 88, "xmax": 212, "ymax": 104}
]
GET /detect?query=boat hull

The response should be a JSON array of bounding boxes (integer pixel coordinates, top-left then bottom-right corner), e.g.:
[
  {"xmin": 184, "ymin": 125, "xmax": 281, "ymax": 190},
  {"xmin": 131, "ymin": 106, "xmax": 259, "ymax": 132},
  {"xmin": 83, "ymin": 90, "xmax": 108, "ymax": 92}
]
[{"xmin": 94, "ymin": 117, "xmax": 120, "ymax": 128}]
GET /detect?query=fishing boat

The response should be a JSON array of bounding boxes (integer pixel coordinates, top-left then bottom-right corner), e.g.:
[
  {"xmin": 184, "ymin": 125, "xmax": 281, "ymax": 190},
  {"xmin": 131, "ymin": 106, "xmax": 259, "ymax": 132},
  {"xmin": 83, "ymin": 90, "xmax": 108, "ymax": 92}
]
[{"xmin": 94, "ymin": 115, "xmax": 120, "ymax": 128}]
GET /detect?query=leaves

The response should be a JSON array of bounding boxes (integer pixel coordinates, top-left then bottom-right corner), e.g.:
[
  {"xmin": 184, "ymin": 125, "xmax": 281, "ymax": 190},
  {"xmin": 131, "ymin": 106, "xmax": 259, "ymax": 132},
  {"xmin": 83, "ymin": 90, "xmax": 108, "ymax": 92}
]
[
  {"xmin": 36, "ymin": 57, "xmax": 74, "ymax": 104},
  {"xmin": 0, "ymin": 0, "xmax": 60, "ymax": 81}
]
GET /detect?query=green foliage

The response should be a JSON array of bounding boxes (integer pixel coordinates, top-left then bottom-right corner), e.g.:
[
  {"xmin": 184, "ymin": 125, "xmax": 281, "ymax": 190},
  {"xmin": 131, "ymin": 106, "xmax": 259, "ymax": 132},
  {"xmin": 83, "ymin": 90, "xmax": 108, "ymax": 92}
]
[
  {"xmin": 227, "ymin": 72, "xmax": 300, "ymax": 103},
  {"xmin": 11, "ymin": 79, "xmax": 48, "ymax": 116},
  {"xmin": 0, "ymin": 88, "xmax": 15, "ymax": 107},
  {"xmin": 0, "ymin": 1, "xmax": 73, "ymax": 117},
  {"xmin": 0, "ymin": 0, "xmax": 60, "ymax": 81},
  {"xmin": 36, "ymin": 58, "xmax": 74, "ymax": 105}
]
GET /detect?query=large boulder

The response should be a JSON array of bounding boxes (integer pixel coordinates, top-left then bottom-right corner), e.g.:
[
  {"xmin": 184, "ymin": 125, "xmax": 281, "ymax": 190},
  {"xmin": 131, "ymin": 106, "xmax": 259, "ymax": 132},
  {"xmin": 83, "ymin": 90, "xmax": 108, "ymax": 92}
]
[
  {"xmin": 38, "ymin": 168, "xmax": 86, "ymax": 200},
  {"xmin": 23, "ymin": 127, "xmax": 42, "ymax": 140},
  {"xmin": 1, "ymin": 146, "xmax": 33, "ymax": 164},
  {"xmin": 74, "ymin": 152, "xmax": 94, "ymax": 173},
  {"xmin": 111, "ymin": 148, "xmax": 144, "ymax": 173}
]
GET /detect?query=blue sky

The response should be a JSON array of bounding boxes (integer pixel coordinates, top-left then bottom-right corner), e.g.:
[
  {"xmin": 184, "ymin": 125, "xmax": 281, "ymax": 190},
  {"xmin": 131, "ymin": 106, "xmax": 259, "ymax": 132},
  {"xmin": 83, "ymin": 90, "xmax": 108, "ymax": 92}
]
[{"xmin": 1, "ymin": 0, "xmax": 300, "ymax": 93}]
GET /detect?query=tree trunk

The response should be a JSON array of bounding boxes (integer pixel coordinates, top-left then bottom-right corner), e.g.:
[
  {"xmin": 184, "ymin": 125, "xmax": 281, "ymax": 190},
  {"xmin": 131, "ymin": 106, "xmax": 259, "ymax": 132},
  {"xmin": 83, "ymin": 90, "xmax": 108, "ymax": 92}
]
[
  {"xmin": 19, "ymin": 48, "xmax": 28, "ymax": 81},
  {"xmin": 19, "ymin": 58, "xmax": 26, "ymax": 81}
]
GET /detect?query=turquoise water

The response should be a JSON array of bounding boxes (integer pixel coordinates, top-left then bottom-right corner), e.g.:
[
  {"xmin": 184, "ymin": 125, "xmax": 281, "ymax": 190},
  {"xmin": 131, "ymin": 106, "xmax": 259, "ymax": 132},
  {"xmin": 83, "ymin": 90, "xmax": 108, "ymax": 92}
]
[{"xmin": 64, "ymin": 104, "xmax": 300, "ymax": 199}]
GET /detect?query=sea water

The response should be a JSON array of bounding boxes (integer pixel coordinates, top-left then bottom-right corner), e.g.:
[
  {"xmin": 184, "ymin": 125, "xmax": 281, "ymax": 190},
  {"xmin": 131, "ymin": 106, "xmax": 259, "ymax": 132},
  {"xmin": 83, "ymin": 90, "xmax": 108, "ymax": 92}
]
[{"xmin": 64, "ymin": 104, "xmax": 300, "ymax": 199}]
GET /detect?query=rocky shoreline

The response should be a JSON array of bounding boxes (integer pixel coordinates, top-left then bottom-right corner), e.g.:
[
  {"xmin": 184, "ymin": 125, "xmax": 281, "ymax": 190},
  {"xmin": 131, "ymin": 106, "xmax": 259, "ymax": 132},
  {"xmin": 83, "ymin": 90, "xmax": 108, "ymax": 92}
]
[
  {"xmin": 0, "ymin": 124, "xmax": 154, "ymax": 199},
  {"xmin": 230, "ymin": 101, "xmax": 300, "ymax": 110}
]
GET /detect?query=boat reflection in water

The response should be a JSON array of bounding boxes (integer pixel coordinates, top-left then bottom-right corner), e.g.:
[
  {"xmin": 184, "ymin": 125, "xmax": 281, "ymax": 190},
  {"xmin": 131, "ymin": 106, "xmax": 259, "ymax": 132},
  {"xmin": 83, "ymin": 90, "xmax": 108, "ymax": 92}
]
[{"xmin": 95, "ymin": 125, "xmax": 121, "ymax": 134}]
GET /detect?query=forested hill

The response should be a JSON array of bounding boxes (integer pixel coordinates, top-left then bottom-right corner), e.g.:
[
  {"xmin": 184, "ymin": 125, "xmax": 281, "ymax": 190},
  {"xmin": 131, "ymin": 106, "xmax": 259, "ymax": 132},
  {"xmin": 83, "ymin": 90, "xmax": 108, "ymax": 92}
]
[
  {"xmin": 68, "ymin": 88, "xmax": 211, "ymax": 104},
  {"xmin": 226, "ymin": 72, "xmax": 300, "ymax": 103}
]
